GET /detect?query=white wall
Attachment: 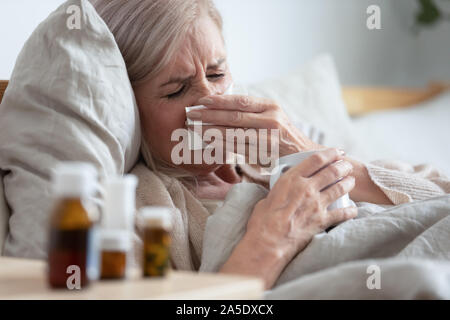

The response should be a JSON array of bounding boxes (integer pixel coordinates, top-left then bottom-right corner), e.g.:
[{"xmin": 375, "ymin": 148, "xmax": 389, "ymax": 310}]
[
  {"xmin": 214, "ymin": 0, "xmax": 450, "ymax": 86},
  {"xmin": 0, "ymin": 0, "xmax": 66, "ymax": 79},
  {"xmin": 1, "ymin": 0, "xmax": 449, "ymax": 86}
]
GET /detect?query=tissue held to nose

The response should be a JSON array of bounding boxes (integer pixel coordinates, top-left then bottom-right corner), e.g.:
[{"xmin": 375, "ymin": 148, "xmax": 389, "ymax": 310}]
[
  {"xmin": 185, "ymin": 83, "xmax": 234, "ymax": 126},
  {"xmin": 185, "ymin": 84, "xmax": 234, "ymax": 150}
]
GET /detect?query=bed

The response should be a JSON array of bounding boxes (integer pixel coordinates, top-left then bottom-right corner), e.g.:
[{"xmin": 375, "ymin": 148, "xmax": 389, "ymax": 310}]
[
  {"xmin": 1, "ymin": 81, "xmax": 448, "ymax": 176},
  {"xmin": 1, "ymin": 0, "xmax": 448, "ymax": 299},
  {"xmin": 1, "ymin": 78, "xmax": 449, "ymax": 250},
  {"xmin": 343, "ymin": 83, "xmax": 450, "ymax": 177},
  {"xmin": 2, "ymin": 78, "xmax": 450, "ymax": 299},
  {"xmin": 1, "ymin": 80, "xmax": 449, "ymax": 175}
]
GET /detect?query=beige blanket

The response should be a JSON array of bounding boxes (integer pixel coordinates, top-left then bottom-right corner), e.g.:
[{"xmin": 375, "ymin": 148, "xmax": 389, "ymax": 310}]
[{"xmin": 131, "ymin": 164, "xmax": 210, "ymax": 270}]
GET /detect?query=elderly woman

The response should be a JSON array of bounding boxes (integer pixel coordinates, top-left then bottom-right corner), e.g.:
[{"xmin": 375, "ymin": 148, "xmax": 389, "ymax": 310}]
[{"xmin": 90, "ymin": 0, "xmax": 450, "ymax": 289}]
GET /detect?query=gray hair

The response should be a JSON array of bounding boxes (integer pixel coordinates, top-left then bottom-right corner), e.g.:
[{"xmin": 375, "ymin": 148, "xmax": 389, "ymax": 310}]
[
  {"xmin": 90, "ymin": 0, "xmax": 223, "ymax": 86},
  {"xmin": 90, "ymin": 0, "xmax": 224, "ymax": 180}
]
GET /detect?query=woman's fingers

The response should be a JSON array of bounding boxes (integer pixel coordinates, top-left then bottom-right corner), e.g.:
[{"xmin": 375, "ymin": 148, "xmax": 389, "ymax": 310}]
[
  {"xmin": 187, "ymin": 109, "xmax": 265, "ymax": 128},
  {"xmin": 187, "ymin": 94, "xmax": 321, "ymax": 159},
  {"xmin": 196, "ymin": 95, "xmax": 275, "ymax": 113},
  {"xmin": 325, "ymin": 207, "xmax": 358, "ymax": 229},
  {"xmin": 186, "ymin": 95, "xmax": 281, "ymax": 128},
  {"xmin": 312, "ymin": 160, "xmax": 353, "ymax": 191},
  {"xmin": 214, "ymin": 137, "xmax": 275, "ymax": 167},
  {"xmin": 289, "ymin": 148, "xmax": 344, "ymax": 178},
  {"xmin": 186, "ymin": 124, "xmax": 278, "ymax": 167},
  {"xmin": 320, "ymin": 176, "xmax": 356, "ymax": 206}
]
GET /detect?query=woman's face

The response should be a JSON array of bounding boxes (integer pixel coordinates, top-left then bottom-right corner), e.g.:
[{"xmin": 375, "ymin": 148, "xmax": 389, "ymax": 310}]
[{"xmin": 134, "ymin": 16, "xmax": 232, "ymax": 174}]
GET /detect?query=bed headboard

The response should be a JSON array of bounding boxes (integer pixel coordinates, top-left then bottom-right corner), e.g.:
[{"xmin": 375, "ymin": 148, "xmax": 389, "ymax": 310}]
[
  {"xmin": 0, "ymin": 81, "xmax": 7, "ymax": 104},
  {"xmin": 0, "ymin": 80, "xmax": 449, "ymax": 115},
  {"xmin": 343, "ymin": 82, "xmax": 450, "ymax": 116}
]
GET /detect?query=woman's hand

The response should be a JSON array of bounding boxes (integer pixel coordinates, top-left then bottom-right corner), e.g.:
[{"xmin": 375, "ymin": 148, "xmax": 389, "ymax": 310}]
[
  {"xmin": 187, "ymin": 94, "xmax": 322, "ymax": 158},
  {"xmin": 220, "ymin": 149, "xmax": 357, "ymax": 289},
  {"xmin": 187, "ymin": 94, "xmax": 393, "ymax": 205}
]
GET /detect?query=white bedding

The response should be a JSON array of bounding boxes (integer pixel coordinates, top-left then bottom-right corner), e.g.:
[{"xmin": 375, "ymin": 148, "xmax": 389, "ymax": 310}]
[
  {"xmin": 200, "ymin": 183, "xmax": 450, "ymax": 299},
  {"xmin": 199, "ymin": 92, "xmax": 450, "ymax": 299},
  {"xmin": 352, "ymin": 91, "xmax": 450, "ymax": 177}
]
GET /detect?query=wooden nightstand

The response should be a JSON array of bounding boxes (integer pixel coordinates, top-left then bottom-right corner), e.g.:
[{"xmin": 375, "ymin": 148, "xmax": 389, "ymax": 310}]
[{"xmin": 0, "ymin": 257, "xmax": 264, "ymax": 300}]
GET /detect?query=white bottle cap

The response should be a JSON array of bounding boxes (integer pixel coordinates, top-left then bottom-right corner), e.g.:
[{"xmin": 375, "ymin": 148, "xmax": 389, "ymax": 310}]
[
  {"xmin": 102, "ymin": 175, "xmax": 138, "ymax": 231},
  {"xmin": 100, "ymin": 229, "xmax": 131, "ymax": 252},
  {"xmin": 139, "ymin": 207, "xmax": 172, "ymax": 229},
  {"xmin": 52, "ymin": 162, "xmax": 97, "ymax": 198}
]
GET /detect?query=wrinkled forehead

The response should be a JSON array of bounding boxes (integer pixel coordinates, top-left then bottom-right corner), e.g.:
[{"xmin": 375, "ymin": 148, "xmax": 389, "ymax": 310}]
[{"xmin": 158, "ymin": 16, "xmax": 226, "ymax": 81}]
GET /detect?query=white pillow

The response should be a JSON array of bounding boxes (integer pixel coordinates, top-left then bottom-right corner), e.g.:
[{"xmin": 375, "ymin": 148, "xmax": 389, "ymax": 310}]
[
  {"xmin": 0, "ymin": 0, "xmax": 141, "ymax": 259},
  {"xmin": 245, "ymin": 54, "xmax": 367, "ymax": 157},
  {"xmin": 352, "ymin": 91, "xmax": 450, "ymax": 176}
]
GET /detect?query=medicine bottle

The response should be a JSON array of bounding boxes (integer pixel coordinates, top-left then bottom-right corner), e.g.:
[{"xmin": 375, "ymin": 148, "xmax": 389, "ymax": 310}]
[
  {"xmin": 48, "ymin": 162, "xmax": 98, "ymax": 289},
  {"xmin": 99, "ymin": 175, "xmax": 137, "ymax": 280},
  {"xmin": 140, "ymin": 207, "xmax": 172, "ymax": 277},
  {"xmin": 100, "ymin": 230, "xmax": 129, "ymax": 279}
]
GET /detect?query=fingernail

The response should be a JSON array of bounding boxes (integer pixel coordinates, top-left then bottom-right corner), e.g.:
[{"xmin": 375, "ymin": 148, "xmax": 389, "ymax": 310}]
[
  {"xmin": 187, "ymin": 111, "xmax": 202, "ymax": 119},
  {"xmin": 198, "ymin": 97, "xmax": 214, "ymax": 105},
  {"xmin": 339, "ymin": 149, "xmax": 346, "ymax": 156}
]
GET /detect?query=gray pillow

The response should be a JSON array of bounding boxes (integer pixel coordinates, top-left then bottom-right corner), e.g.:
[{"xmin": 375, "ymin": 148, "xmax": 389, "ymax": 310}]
[
  {"xmin": 0, "ymin": 172, "xmax": 8, "ymax": 255},
  {"xmin": 0, "ymin": 0, "xmax": 141, "ymax": 259}
]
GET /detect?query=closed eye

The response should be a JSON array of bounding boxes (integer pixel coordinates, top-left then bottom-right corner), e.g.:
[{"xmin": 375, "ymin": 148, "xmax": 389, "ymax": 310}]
[
  {"xmin": 207, "ymin": 74, "xmax": 225, "ymax": 80},
  {"xmin": 166, "ymin": 74, "xmax": 225, "ymax": 99},
  {"xmin": 166, "ymin": 85, "xmax": 186, "ymax": 99}
]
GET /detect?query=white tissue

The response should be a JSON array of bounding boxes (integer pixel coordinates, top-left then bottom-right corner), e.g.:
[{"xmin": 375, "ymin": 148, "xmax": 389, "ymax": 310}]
[
  {"xmin": 185, "ymin": 105, "xmax": 211, "ymax": 126},
  {"xmin": 186, "ymin": 84, "xmax": 234, "ymax": 150},
  {"xmin": 185, "ymin": 84, "xmax": 234, "ymax": 126}
]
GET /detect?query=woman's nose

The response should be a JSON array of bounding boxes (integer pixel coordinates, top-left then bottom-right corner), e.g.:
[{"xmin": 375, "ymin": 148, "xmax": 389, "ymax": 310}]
[{"xmin": 196, "ymin": 80, "xmax": 217, "ymax": 97}]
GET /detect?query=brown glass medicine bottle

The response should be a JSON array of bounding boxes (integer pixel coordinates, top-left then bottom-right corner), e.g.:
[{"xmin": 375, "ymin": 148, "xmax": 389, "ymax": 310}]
[{"xmin": 47, "ymin": 163, "xmax": 98, "ymax": 289}]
